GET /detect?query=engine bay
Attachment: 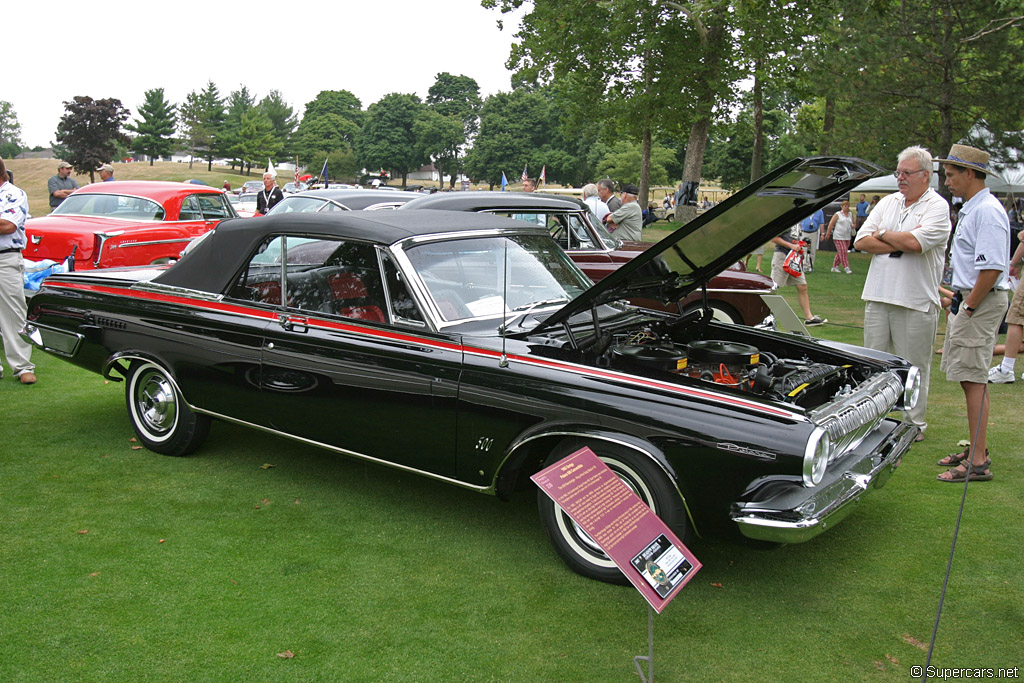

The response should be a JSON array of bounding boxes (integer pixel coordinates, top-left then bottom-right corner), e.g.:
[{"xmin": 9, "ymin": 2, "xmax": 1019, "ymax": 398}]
[{"xmin": 597, "ymin": 318, "xmax": 871, "ymax": 408}]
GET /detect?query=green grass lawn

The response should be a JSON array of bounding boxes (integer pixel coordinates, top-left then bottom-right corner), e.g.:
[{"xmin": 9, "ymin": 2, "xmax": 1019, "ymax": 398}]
[{"xmin": 2, "ymin": 258, "xmax": 1022, "ymax": 681}]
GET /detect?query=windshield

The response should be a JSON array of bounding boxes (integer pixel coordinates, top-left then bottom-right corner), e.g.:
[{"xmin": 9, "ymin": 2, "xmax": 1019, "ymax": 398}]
[
  {"xmin": 266, "ymin": 196, "xmax": 346, "ymax": 215},
  {"xmin": 51, "ymin": 194, "xmax": 165, "ymax": 220},
  {"xmin": 404, "ymin": 234, "xmax": 591, "ymax": 322}
]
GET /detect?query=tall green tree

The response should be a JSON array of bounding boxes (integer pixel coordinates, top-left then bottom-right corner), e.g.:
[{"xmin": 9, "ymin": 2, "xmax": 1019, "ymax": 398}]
[
  {"xmin": 426, "ymin": 73, "xmax": 482, "ymax": 187},
  {"xmin": 464, "ymin": 88, "xmax": 557, "ymax": 188},
  {"xmin": 128, "ymin": 88, "xmax": 177, "ymax": 166},
  {"xmin": 258, "ymin": 90, "xmax": 298, "ymax": 160},
  {"xmin": 295, "ymin": 90, "xmax": 365, "ymax": 171},
  {"xmin": 822, "ymin": 0, "xmax": 1024, "ymax": 175},
  {"xmin": 413, "ymin": 109, "xmax": 465, "ymax": 188},
  {"xmin": 0, "ymin": 100, "xmax": 23, "ymax": 158},
  {"xmin": 486, "ymin": 0, "xmax": 733, "ymax": 214},
  {"xmin": 358, "ymin": 93, "xmax": 427, "ymax": 188},
  {"xmin": 222, "ymin": 87, "xmax": 256, "ymax": 172},
  {"xmin": 179, "ymin": 81, "xmax": 226, "ymax": 171},
  {"xmin": 55, "ymin": 96, "xmax": 130, "ymax": 182},
  {"xmin": 226, "ymin": 109, "xmax": 279, "ymax": 175}
]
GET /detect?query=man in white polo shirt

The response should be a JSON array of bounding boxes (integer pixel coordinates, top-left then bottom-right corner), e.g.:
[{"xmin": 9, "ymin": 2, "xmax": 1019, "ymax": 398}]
[{"xmin": 853, "ymin": 146, "xmax": 950, "ymax": 441}]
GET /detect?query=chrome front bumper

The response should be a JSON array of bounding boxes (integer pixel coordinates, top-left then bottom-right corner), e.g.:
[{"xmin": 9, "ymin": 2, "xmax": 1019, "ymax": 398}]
[{"xmin": 730, "ymin": 419, "xmax": 917, "ymax": 544}]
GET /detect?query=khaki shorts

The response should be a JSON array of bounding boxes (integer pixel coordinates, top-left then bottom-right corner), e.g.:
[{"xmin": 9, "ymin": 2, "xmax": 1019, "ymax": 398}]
[
  {"xmin": 940, "ymin": 289, "xmax": 1009, "ymax": 383},
  {"xmin": 1006, "ymin": 278, "xmax": 1024, "ymax": 326},
  {"xmin": 771, "ymin": 250, "xmax": 806, "ymax": 287}
]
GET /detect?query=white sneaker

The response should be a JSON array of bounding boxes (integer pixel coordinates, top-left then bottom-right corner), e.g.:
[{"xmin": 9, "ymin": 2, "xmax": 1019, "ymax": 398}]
[
  {"xmin": 988, "ymin": 365, "xmax": 1015, "ymax": 383},
  {"xmin": 844, "ymin": 267, "xmax": 853, "ymax": 274},
  {"xmin": 831, "ymin": 267, "xmax": 840, "ymax": 273}
]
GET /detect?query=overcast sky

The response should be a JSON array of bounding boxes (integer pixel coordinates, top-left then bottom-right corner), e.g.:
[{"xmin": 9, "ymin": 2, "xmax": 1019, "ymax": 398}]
[{"xmin": 8, "ymin": 0, "xmax": 526, "ymax": 149}]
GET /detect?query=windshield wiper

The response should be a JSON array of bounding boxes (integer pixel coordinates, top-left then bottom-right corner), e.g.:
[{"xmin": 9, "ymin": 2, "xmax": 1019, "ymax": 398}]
[{"xmin": 500, "ymin": 297, "xmax": 570, "ymax": 331}]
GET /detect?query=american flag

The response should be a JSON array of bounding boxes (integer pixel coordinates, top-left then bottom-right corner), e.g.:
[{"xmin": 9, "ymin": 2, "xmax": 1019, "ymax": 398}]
[
  {"xmin": 294, "ymin": 157, "xmax": 299, "ymax": 185},
  {"xmin": 521, "ymin": 166, "xmax": 528, "ymax": 182},
  {"xmin": 539, "ymin": 165, "xmax": 546, "ymax": 187}
]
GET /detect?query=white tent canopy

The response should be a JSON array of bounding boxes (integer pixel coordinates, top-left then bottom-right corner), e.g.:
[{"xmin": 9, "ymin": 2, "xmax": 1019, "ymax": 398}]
[{"xmin": 853, "ymin": 163, "xmax": 1024, "ymax": 195}]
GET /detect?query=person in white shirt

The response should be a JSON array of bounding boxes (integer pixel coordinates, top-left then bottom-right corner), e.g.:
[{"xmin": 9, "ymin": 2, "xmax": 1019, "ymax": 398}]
[
  {"xmin": 581, "ymin": 183, "xmax": 609, "ymax": 224},
  {"xmin": 854, "ymin": 146, "xmax": 951, "ymax": 440},
  {"xmin": 936, "ymin": 144, "xmax": 1010, "ymax": 483}
]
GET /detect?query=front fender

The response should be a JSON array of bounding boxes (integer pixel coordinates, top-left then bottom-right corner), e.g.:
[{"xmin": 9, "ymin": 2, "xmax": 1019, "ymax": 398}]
[{"xmin": 493, "ymin": 425, "xmax": 701, "ymax": 535}]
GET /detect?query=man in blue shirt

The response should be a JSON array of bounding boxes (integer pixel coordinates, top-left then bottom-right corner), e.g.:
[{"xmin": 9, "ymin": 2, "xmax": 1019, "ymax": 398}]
[{"xmin": 799, "ymin": 208, "xmax": 825, "ymax": 272}]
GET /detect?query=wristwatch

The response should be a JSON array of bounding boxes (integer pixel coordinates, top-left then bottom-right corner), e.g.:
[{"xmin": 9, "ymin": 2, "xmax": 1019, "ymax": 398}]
[
  {"xmin": 876, "ymin": 229, "xmax": 887, "ymax": 239},
  {"xmin": 964, "ymin": 304, "xmax": 976, "ymax": 314}
]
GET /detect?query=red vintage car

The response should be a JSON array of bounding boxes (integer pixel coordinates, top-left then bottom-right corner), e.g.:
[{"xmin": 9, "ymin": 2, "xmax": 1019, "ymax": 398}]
[{"xmin": 25, "ymin": 181, "xmax": 238, "ymax": 270}]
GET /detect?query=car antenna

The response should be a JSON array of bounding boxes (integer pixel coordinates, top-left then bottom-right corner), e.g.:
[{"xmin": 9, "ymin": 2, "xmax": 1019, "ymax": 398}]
[{"xmin": 499, "ymin": 238, "xmax": 509, "ymax": 368}]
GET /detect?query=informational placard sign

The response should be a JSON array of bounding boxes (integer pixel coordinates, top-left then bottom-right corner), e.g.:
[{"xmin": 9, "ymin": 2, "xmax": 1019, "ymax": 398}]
[{"xmin": 532, "ymin": 447, "xmax": 700, "ymax": 613}]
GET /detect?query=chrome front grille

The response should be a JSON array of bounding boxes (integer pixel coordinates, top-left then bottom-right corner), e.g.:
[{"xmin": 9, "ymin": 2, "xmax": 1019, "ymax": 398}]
[{"xmin": 811, "ymin": 372, "xmax": 903, "ymax": 462}]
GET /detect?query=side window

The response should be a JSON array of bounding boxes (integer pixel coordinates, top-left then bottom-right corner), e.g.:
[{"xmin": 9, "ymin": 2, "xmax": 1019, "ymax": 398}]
[
  {"xmin": 179, "ymin": 195, "xmax": 202, "ymax": 221},
  {"xmin": 197, "ymin": 194, "xmax": 231, "ymax": 220},
  {"xmin": 563, "ymin": 214, "xmax": 598, "ymax": 250},
  {"xmin": 228, "ymin": 236, "xmax": 284, "ymax": 305},
  {"xmin": 381, "ymin": 252, "xmax": 425, "ymax": 325},
  {"xmin": 229, "ymin": 235, "xmax": 389, "ymax": 323}
]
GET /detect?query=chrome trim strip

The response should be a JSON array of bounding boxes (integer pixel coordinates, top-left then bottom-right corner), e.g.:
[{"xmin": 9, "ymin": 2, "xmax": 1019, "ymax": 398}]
[
  {"xmin": 133, "ymin": 281, "xmax": 225, "ymax": 302},
  {"xmin": 110, "ymin": 237, "xmax": 194, "ymax": 248},
  {"xmin": 106, "ymin": 354, "xmax": 492, "ymax": 494},
  {"xmin": 193, "ymin": 407, "xmax": 492, "ymax": 493}
]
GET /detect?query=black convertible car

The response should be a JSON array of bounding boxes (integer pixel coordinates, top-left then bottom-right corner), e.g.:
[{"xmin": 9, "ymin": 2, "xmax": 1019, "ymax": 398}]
[{"xmin": 22, "ymin": 157, "xmax": 919, "ymax": 583}]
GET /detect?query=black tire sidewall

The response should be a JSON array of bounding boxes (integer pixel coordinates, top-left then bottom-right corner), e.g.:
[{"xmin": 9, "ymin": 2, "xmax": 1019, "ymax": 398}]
[{"xmin": 537, "ymin": 440, "xmax": 686, "ymax": 584}]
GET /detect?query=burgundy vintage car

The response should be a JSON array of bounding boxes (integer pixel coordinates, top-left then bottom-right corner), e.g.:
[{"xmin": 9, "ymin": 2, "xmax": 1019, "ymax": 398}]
[
  {"xmin": 25, "ymin": 181, "xmax": 238, "ymax": 270},
  {"xmin": 399, "ymin": 192, "xmax": 775, "ymax": 325}
]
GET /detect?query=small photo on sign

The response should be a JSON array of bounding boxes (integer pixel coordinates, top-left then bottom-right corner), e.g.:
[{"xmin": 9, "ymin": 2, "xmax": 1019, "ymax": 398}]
[{"xmin": 631, "ymin": 534, "xmax": 693, "ymax": 599}]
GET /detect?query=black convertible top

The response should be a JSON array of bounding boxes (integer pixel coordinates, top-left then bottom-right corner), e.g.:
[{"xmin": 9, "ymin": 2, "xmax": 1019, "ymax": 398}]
[
  {"xmin": 401, "ymin": 191, "xmax": 589, "ymax": 213},
  {"xmin": 152, "ymin": 209, "xmax": 542, "ymax": 294}
]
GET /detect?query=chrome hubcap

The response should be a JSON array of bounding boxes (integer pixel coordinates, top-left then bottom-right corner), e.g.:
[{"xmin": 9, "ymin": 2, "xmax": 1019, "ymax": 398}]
[{"xmin": 137, "ymin": 372, "xmax": 177, "ymax": 435}]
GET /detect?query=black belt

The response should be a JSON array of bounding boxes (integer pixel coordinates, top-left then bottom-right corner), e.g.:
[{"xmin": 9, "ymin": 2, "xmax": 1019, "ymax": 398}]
[{"xmin": 0, "ymin": 247, "xmax": 22, "ymax": 254}]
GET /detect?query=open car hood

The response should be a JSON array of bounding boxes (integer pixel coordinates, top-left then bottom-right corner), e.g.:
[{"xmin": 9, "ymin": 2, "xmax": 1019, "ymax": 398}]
[{"xmin": 534, "ymin": 156, "xmax": 886, "ymax": 334}]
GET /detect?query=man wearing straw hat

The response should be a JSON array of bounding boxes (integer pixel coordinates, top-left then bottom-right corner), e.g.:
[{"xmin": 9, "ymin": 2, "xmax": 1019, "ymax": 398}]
[{"xmin": 936, "ymin": 144, "xmax": 1011, "ymax": 483}]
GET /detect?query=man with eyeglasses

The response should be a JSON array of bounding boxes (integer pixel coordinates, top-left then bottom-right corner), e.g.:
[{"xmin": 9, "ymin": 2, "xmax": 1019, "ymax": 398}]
[{"xmin": 853, "ymin": 146, "xmax": 951, "ymax": 442}]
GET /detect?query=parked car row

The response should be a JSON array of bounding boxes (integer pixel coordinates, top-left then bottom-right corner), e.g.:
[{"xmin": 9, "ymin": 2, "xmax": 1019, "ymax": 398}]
[{"xmin": 21, "ymin": 157, "xmax": 919, "ymax": 583}]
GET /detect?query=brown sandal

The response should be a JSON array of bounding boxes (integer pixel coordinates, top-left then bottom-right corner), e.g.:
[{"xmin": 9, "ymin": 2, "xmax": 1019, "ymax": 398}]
[
  {"xmin": 937, "ymin": 459, "xmax": 993, "ymax": 482},
  {"xmin": 936, "ymin": 446, "xmax": 986, "ymax": 467}
]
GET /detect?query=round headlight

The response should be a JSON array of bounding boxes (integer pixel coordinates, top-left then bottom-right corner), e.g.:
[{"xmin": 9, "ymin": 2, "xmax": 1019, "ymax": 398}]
[
  {"xmin": 902, "ymin": 366, "xmax": 921, "ymax": 411},
  {"xmin": 803, "ymin": 426, "xmax": 831, "ymax": 487}
]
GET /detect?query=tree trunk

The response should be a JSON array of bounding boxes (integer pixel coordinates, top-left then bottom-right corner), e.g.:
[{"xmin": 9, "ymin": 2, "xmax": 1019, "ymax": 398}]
[
  {"xmin": 675, "ymin": 116, "xmax": 711, "ymax": 224},
  {"xmin": 640, "ymin": 127, "xmax": 652, "ymax": 210},
  {"xmin": 821, "ymin": 96, "xmax": 835, "ymax": 155},
  {"xmin": 750, "ymin": 67, "xmax": 764, "ymax": 183},
  {"xmin": 936, "ymin": 3, "xmax": 956, "ymax": 201}
]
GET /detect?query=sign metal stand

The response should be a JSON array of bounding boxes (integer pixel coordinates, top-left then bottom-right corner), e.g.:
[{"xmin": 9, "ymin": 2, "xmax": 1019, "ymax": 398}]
[{"xmin": 633, "ymin": 603, "xmax": 655, "ymax": 682}]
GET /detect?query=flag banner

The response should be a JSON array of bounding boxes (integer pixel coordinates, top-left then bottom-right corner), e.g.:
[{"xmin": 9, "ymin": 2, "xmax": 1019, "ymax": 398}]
[
  {"xmin": 521, "ymin": 166, "xmax": 528, "ymax": 182},
  {"xmin": 540, "ymin": 165, "xmax": 546, "ymax": 187},
  {"xmin": 320, "ymin": 158, "xmax": 329, "ymax": 186},
  {"xmin": 501, "ymin": 171, "xmax": 509, "ymax": 192}
]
